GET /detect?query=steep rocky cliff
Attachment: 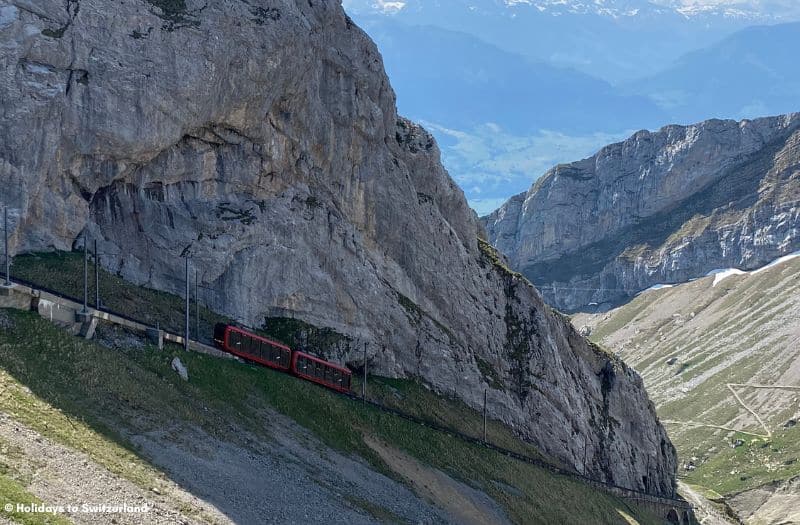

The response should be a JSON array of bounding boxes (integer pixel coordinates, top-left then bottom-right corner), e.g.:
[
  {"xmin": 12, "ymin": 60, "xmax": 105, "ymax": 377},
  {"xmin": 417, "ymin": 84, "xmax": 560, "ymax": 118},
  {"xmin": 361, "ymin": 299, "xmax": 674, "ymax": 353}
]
[
  {"xmin": 483, "ymin": 114, "xmax": 800, "ymax": 311},
  {"xmin": 0, "ymin": 0, "xmax": 676, "ymax": 495}
]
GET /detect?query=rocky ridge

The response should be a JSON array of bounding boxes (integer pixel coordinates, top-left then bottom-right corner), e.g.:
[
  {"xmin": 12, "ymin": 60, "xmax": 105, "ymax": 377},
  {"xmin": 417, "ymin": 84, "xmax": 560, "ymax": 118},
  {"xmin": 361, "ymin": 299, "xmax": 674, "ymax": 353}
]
[
  {"xmin": 483, "ymin": 113, "xmax": 800, "ymax": 311},
  {"xmin": 0, "ymin": 0, "xmax": 675, "ymax": 495}
]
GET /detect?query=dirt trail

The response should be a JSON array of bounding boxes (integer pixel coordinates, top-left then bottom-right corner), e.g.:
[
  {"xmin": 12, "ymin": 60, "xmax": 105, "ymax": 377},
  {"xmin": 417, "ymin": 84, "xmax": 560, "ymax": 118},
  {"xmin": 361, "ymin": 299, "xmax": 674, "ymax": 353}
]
[
  {"xmin": 663, "ymin": 383, "xmax": 800, "ymax": 439},
  {"xmin": 678, "ymin": 483, "xmax": 736, "ymax": 525},
  {"xmin": 363, "ymin": 435, "xmax": 511, "ymax": 525},
  {"xmin": 0, "ymin": 413, "xmax": 231, "ymax": 525}
]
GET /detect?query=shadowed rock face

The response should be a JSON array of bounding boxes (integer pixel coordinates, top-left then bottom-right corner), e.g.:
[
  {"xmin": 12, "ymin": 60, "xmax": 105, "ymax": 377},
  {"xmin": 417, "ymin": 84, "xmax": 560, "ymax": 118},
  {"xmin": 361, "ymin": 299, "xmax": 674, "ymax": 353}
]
[
  {"xmin": 0, "ymin": 0, "xmax": 676, "ymax": 495},
  {"xmin": 483, "ymin": 114, "xmax": 800, "ymax": 312}
]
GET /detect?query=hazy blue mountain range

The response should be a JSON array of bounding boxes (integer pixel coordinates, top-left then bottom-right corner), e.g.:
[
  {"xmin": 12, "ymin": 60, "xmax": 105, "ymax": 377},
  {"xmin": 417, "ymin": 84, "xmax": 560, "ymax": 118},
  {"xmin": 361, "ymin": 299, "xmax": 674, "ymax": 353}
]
[
  {"xmin": 343, "ymin": 1, "xmax": 800, "ymax": 213},
  {"xmin": 624, "ymin": 22, "xmax": 800, "ymax": 124},
  {"xmin": 361, "ymin": 21, "xmax": 665, "ymax": 135},
  {"xmin": 344, "ymin": 0, "xmax": 796, "ymax": 82}
]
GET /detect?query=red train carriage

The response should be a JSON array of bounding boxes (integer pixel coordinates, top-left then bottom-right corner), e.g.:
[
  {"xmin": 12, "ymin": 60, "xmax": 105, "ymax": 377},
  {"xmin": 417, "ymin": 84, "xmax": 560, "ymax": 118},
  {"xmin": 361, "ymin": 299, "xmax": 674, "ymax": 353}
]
[
  {"xmin": 214, "ymin": 324, "xmax": 292, "ymax": 372},
  {"xmin": 291, "ymin": 351, "xmax": 352, "ymax": 393},
  {"xmin": 213, "ymin": 324, "xmax": 352, "ymax": 393}
]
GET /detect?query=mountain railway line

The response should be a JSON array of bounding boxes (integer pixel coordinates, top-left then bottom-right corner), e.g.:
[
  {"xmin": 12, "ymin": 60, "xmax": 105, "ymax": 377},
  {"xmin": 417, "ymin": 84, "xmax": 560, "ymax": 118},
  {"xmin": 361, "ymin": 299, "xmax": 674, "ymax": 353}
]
[{"xmin": 0, "ymin": 277, "xmax": 694, "ymax": 516}]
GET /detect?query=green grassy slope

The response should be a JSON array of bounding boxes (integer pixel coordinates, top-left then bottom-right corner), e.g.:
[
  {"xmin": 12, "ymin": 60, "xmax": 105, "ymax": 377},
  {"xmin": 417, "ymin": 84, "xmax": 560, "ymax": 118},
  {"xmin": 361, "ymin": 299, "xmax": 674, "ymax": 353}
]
[
  {"xmin": 0, "ymin": 308, "xmax": 665, "ymax": 524},
  {"xmin": 574, "ymin": 257, "xmax": 800, "ymax": 498},
  {"xmin": 0, "ymin": 249, "xmax": 670, "ymax": 524}
]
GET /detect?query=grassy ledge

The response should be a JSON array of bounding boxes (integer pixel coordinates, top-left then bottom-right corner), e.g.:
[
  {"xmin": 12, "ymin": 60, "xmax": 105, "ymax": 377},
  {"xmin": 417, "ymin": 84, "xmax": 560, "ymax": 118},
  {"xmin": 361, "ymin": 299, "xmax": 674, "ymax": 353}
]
[{"xmin": 0, "ymin": 307, "xmax": 664, "ymax": 524}]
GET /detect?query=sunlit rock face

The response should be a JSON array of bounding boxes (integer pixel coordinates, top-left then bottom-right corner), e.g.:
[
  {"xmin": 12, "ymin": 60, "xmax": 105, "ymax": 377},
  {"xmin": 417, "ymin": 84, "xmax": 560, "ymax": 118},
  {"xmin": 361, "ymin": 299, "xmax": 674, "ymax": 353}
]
[
  {"xmin": 483, "ymin": 114, "xmax": 800, "ymax": 311},
  {"xmin": 0, "ymin": 0, "xmax": 676, "ymax": 495}
]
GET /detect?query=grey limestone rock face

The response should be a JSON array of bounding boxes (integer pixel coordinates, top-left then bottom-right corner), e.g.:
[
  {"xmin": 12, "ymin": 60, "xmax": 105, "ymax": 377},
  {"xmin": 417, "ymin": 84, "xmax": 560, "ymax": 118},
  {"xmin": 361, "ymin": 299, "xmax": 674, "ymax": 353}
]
[
  {"xmin": 0, "ymin": 0, "xmax": 675, "ymax": 495},
  {"xmin": 483, "ymin": 114, "xmax": 800, "ymax": 311}
]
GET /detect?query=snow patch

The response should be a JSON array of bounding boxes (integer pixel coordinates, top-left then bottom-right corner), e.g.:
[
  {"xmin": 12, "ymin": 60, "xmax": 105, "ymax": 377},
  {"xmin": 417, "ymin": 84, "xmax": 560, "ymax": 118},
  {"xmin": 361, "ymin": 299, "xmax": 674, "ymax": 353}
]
[
  {"xmin": 643, "ymin": 284, "xmax": 674, "ymax": 292},
  {"xmin": 705, "ymin": 250, "xmax": 800, "ymax": 287},
  {"xmin": 752, "ymin": 251, "xmax": 800, "ymax": 274},
  {"xmin": 706, "ymin": 268, "xmax": 746, "ymax": 287}
]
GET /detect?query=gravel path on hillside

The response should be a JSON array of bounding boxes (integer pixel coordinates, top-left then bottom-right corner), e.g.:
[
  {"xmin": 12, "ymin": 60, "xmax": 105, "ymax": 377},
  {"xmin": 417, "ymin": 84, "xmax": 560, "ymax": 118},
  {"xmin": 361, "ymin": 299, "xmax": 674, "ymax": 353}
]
[
  {"xmin": 678, "ymin": 483, "xmax": 735, "ymax": 525},
  {"xmin": 0, "ymin": 409, "xmax": 455, "ymax": 525},
  {"xmin": 127, "ymin": 411, "xmax": 454, "ymax": 525},
  {"xmin": 0, "ymin": 414, "xmax": 230, "ymax": 525},
  {"xmin": 363, "ymin": 435, "xmax": 512, "ymax": 525}
]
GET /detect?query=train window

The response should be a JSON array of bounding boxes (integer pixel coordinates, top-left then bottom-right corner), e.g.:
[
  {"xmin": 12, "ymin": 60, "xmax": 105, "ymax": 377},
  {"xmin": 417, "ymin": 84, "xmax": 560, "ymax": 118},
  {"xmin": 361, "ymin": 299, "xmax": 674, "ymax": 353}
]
[{"xmin": 229, "ymin": 331, "xmax": 241, "ymax": 349}]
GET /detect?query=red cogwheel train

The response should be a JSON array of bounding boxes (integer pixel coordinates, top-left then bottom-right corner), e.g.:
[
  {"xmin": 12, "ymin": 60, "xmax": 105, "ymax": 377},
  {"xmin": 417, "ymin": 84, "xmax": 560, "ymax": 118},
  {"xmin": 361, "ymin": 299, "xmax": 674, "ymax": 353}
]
[{"xmin": 213, "ymin": 324, "xmax": 352, "ymax": 393}]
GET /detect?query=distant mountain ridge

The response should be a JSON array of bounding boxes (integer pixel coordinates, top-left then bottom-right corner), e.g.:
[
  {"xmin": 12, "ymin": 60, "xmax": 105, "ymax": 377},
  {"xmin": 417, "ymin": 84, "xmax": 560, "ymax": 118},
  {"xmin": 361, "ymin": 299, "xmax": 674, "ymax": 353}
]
[
  {"xmin": 625, "ymin": 21, "xmax": 800, "ymax": 123},
  {"xmin": 344, "ymin": 0, "xmax": 766, "ymax": 83},
  {"xmin": 345, "ymin": 0, "xmax": 800, "ymax": 216},
  {"xmin": 346, "ymin": 0, "xmax": 800, "ymax": 21},
  {"xmin": 482, "ymin": 113, "xmax": 800, "ymax": 311},
  {"xmin": 358, "ymin": 20, "xmax": 664, "ymax": 136}
]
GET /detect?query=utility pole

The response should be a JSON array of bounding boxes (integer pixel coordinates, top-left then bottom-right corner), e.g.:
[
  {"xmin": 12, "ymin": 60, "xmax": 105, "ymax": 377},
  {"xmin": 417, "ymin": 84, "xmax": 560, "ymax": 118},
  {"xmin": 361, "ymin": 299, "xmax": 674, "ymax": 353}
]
[
  {"xmin": 184, "ymin": 257, "xmax": 190, "ymax": 351},
  {"xmin": 3, "ymin": 207, "xmax": 9, "ymax": 286},
  {"xmin": 82, "ymin": 236, "xmax": 88, "ymax": 313},
  {"xmin": 195, "ymin": 269, "xmax": 199, "ymax": 340},
  {"xmin": 483, "ymin": 389, "xmax": 488, "ymax": 443},
  {"xmin": 362, "ymin": 342, "xmax": 367, "ymax": 400},
  {"xmin": 583, "ymin": 437, "xmax": 588, "ymax": 476},
  {"xmin": 94, "ymin": 239, "xmax": 100, "ymax": 309}
]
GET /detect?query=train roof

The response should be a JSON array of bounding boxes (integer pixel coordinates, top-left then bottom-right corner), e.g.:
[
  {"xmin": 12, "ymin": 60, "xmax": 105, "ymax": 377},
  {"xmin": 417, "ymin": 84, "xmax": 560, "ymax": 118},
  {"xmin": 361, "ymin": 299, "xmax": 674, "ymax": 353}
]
[
  {"xmin": 293, "ymin": 351, "xmax": 352, "ymax": 375},
  {"xmin": 225, "ymin": 324, "xmax": 292, "ymax": 352}
]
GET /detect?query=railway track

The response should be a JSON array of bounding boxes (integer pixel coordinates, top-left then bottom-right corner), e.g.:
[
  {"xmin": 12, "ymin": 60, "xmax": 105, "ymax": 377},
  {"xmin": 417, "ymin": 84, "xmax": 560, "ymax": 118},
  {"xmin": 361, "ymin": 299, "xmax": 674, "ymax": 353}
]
[{"xmin": 3, "ymin": 276, "xmax": 692, "ymax": 510}]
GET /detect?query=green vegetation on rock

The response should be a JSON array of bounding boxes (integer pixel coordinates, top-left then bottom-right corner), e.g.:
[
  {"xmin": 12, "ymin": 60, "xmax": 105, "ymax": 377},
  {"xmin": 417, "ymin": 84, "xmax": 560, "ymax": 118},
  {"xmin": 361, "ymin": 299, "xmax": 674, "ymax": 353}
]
[{"xmin": 0, "ymin": 308, "xmax": 663, "ymax": 524}]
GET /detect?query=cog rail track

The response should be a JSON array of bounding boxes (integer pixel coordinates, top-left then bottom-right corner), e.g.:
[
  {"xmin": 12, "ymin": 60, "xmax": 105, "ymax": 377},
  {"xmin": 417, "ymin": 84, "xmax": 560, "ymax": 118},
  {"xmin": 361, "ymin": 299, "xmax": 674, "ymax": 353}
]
[{"xmin": 5, "ymin": 276, "xmax": 692, "ymax": 510}]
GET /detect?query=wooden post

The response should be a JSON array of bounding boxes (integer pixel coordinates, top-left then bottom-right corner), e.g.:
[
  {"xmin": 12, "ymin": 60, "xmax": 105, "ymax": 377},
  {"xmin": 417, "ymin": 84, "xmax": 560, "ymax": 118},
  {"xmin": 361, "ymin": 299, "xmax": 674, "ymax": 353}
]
[
  {"xmin": 83, "ymin": 237, "xmax": 88, "ymax": 313},
  {"xmin": 94, "ymin": 239, "xmax": 100, "ymax": 309},
  {"xmin": 583, "ymin": 438, "xmax": 588, "ymax": 475},
  {"xmin": 362, "ymin": 342, "xmax": 367, "ymax": 400},
  {"xmin": 483, "ymin": 389, "xmax": 488, "ymax": 443},
  {"xmin": 3, "ymin": 208, "xmax": 9, "ymax": 286},
  {"xmin": 195, "ymin": 269, "xmax": 199, "ymax": 339},
  {"xmin": 184, "ymin": 257, "xmax": 189, "ymax": 351}
]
